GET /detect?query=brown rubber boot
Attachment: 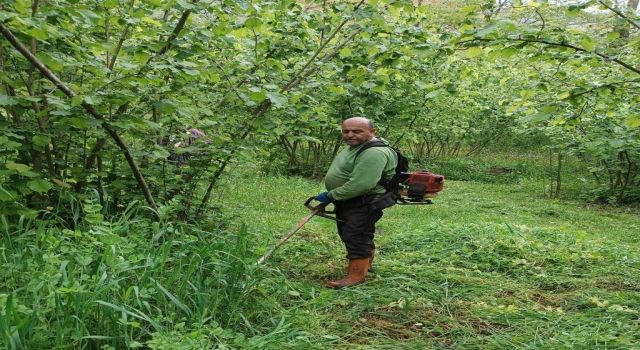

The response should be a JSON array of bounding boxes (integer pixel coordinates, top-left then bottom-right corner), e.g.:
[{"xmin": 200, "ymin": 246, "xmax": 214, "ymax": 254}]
[
  {"xmin": 368, "ymin": 249, "xmax": 375, "ymax": 272},
  {"xmin": 327, "ymin": 257, "xmax": 369, "ymax": 289}
]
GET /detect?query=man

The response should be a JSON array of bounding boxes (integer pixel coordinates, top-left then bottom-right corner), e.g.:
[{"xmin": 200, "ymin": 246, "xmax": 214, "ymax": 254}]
[{"xmin": 315, "ymin": 116, "xmax": 397, "ymax": 288}]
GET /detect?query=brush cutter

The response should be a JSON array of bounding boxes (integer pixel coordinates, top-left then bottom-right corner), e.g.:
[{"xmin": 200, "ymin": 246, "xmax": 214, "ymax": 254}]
[
  {"xmin": 257, "ymin": 197, "xmax": 335, "ymax": 264},
  {"xmin": 257, "ymin": 172, "xmax": 445, "ymax": 264}
]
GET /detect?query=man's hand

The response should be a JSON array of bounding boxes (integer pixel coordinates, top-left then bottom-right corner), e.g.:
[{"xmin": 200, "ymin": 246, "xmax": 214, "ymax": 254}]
[{"xmin": 315, "ymin": 192, "xmax": 332, "ymax": 204}]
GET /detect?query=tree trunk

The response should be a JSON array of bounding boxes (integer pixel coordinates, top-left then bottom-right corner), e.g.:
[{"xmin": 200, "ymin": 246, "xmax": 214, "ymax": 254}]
[{"xmin": 555, "ymin": 153, "xmax": 562, "ymax": 198}]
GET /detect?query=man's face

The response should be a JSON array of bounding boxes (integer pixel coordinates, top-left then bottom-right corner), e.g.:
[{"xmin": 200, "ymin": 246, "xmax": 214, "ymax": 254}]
[{"xmin": 341, "ymin": 120, "xmax": 376, "ymax": 147}]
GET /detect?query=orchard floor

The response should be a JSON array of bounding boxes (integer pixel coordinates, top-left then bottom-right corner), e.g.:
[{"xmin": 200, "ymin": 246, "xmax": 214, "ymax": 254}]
[{"xmin": 218, "ymin": 173, "xmax": 640, "ymax": 349}]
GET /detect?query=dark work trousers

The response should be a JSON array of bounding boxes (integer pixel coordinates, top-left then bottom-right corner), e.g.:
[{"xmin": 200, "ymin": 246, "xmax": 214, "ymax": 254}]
[{"xmin": 334, "ymin": 197, "xmax": 383, "ymax": 259}]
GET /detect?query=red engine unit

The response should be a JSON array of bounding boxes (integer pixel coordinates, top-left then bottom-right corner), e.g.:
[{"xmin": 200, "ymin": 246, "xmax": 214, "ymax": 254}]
[{"xmin": 401, "ymin": 171, "xmax": 445, "ymax": 203}]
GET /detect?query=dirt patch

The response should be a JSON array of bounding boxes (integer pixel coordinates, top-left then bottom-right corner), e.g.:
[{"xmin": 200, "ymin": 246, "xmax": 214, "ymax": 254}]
[
  {"xmin": 466, "ymin": 317, "xmax": 508, "ymax": 336},
  {"xmin": 594, "ymin": 277, "xmax": 640, "ymax": 292},
  {"xmin": 529, "ymin": 291, "xmax": 566, "ymax": 308},
  {"xmin": 488, "ymin": 167, "xmax": 513, "ymax": 175},
  {"xmin": 356, "ymin": 314, "xmax": 420, "ymax": 340},
  {"xmin": 536, "ymin": 280, "xmax": 577, "ymax": 292}
]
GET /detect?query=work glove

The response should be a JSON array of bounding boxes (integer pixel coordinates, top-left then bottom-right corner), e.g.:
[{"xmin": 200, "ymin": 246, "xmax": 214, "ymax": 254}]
[{"xmin": 315, "ymin": 191, "xmax": 332, "ymax": 204}]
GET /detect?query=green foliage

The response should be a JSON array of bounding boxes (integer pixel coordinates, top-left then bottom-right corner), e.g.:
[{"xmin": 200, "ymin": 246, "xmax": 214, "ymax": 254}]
[
  {"xmin": 0, "ymin": 198, "xmax": 289, "ymax": 349},
  {"xmin": 455, "ymin": 1, "xmax": 640, "ymax": 202},
  {"xmin": 1, "ymin": 0, "xmax": 639, "ymax": 217},
  {"xmin": 2, "ymin": 0, "xmax": 640, "ymax": 348}
]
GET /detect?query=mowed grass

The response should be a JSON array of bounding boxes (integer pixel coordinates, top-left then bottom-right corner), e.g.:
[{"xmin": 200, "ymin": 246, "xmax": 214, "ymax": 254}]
[{"xmin": 218, "ymin": 171, "xmax": 640, "ymax": 349}]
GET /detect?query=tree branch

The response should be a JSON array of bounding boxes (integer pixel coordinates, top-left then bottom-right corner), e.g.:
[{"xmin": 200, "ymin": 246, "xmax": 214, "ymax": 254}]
[
  {"xmin": 598, "ymin": 0, "xmax": 640, "ymax": 31},
  {"xmin": 0, "ymin": 22, "xmax": 159, "ymax": 214},
  {"xmin": 462, "ymin": 36, "xmax": 640, "ymax": 75},
  {"xmin": 280, "ymin": 0, "xmax": 366, "ymax": 92},
  {"xmin": 195, "ymin": 2, "xmax": 368, "ymax": 218},
  {"xmin": 150, "ymin": 8, "xmax": 193, "ymax": 62}
]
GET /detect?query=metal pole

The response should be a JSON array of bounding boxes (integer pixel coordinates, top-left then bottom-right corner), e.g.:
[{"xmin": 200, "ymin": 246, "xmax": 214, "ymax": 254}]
[{"xmin": 257, "ymin": 205, "xmax": 325, "ymax": 264}]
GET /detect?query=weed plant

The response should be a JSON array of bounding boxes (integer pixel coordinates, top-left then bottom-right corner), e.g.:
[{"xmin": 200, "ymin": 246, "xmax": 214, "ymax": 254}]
[{"xmin": 0, "ymin": 197, "xmax": 294, "ymax": 349}]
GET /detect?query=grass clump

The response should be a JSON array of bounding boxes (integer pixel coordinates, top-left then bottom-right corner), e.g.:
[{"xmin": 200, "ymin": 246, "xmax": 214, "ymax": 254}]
[{"xmin": 0, "ymin": 197, "xmax": 290, "ymax": 349}]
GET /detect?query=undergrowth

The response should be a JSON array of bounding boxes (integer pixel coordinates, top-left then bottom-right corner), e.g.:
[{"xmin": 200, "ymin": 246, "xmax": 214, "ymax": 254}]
[
  {"xmin": 219, "ymin": 169, "xmax": 640, "ymax": 349},
  {"xmin": 2, "ymin": 165, "xmax": 639, "ymax": 349},
  {"xmin": 0, "ymin": 198, "xmax": 290, "ymax": 349}
]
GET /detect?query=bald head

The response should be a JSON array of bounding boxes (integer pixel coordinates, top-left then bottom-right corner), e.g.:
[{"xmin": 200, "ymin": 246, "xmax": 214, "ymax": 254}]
[
  {"xmin": 342, "ymin": 117, "xmax": 374, "ymax": 129},
  {"xmin": 341, "ymin": 117, "xmax": 377, "ymax": 147}
]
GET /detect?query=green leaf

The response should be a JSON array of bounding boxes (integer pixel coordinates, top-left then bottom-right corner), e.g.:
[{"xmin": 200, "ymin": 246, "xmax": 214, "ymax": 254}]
[
  {"xmin": 248, "ymin": 87, "xmax": 267, "ymax": 103},
  {"xmin": 581, "ymin": 37, "xmax": 596, "ymax": 52},
  {"xmin": 0, "ymin": 136, "xmax": 21, "ymax": 149},
  {"xmin": 152, "ymin": 148, "xmax": 170, "ymax": 160},
  {"xmin": 32, "ymin": 135, "xmax": 50, "ymax": 147},
  {"xmin": 71, "ymin": 95, "xmax": 84, "ymax": 107},
  {"xmin": 524, "ymin": 112, "xmax": 551, "ymax": 122},
  {"xmin": 244, "ymin": 17, "xmax": 262, "ymax": 30},
  {"xmin": 84, "ymin": 96, "xmax": 100, "ymax": 105},
  {"xmin": 176, "ymin": 0, "xmax": 196, "ymax": 10},
  {"xmin": 464, "ymin": 47, "xmax": 483, "ymax": 58},
  {"xmin": 25, "ymin": 26, "xmax": 49, "ymax": 40},
  {"xmin": 625, "ymin": 116, "xmax": 640, "ymax": 128},
  {"xmin": 51, "ymin": 109, "xmax": 72, "ymax": 116},
  {"xmin": 425, "ymin": 89, "xmax": 442, "ymax": 99},
  {"xmin": 133, "ymin": 52, "xmax": 151, "ymax": 63},
  {"xmin": 520, "ymin": 90, "xmax": 534, "ymax": 99},
  {"xmin": 414, "ymin": 81, "xmax": 428, "ymax": 90},
  {"xmin": 460, "ymin": 5, "xmax": 478, "ymax": 15},
  {"xmin": 0, "ymin": 186, "xmax": 16, "ymax": 202},
  {"xmin": 13, "ymin": 0, "xmax": 30, "ymax": 13},
  {"xmin": 267, "ymin": 92, "xmax": 288, "ymax": 108},
  {"xmin": 27, "ymin": 179, "xmax": 54, "ymax": 193},
  {"xmin": 288, "ymin": 290, "xmax": 301, "ymax": 297},
  {"xmin": 207, "ymin": 72, "xmax": 220, "ymax": 83},
  {"xmin": 104, "ymin": 0, "xmax": 119, "ymax": 8},
  {"xmin": 609, "ymin": 139, "xmax": 624, "ymax": 148},
  {"xmin": 0, "ymin": 12, "xmax": 17, "ymax": 21},
  {"xmin": 38, "ymin": 53, "xmax": 64, "ymax": 72},
  {"xmin": 339, "ymin": 48, "xmax": 352, "ymax": 57},
  {"xmin": 52, "ymin": 179, "xmax": 71, "ymax": 189},
  {"xmin": 63, "ymin": 117, "xmax": 89, "ymax": 129},
  {"xmin": 77, "ymin": 9, "xmax": 101, "ymax": 22},
  {"xmin": 498, "ymin": 47, "xmax": 518, "ymax": 58},
  {"xmin": 328, "ymin": 86, "xmax": 346, "ymax": 94},
  {"xmin": 6, "ymin": 162, "xmax": 31, "ymax": 173},
  {"xmin": 606, "ymin": 32, "xmax": 620, "ymax": 42},
  {"xmin": 0, "ymin": 94, "xmax": 17, "ymax": 106},
  {"xmin": 476, "ymin": 23, "xmax": 499, "ymax": 38},
  {"xmin": 17, "ymin": 208, "xmax": 38, "ymax": 219}
]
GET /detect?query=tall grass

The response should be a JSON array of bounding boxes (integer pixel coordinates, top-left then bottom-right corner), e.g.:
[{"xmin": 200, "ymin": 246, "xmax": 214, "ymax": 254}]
[{"xmin": 0, "ymin": 197, "xmax": 288, "ymax": 349}]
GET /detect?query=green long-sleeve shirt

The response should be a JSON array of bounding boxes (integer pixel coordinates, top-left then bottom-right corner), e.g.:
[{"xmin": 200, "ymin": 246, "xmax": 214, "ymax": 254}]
[{"xmin": 324, "ymin": 140, "xmax": 397, "ymax": 201}]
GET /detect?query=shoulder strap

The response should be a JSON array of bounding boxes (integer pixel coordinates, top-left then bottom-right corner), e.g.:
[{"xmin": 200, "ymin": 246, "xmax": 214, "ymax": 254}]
[
  {"xmin": 355, "ymin": 140, "xmax": 388, "ymax": 159},
  {"xmin": 354, "ymin": 140, "xmax": 398, "ymax": 192}
]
